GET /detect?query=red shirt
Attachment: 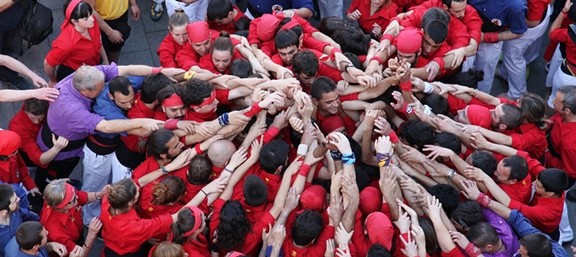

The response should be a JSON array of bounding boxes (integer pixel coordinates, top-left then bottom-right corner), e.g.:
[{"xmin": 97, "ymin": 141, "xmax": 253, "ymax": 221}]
[
  {"xmin": 315, "ymin": 93, "xmax": 359, "ymax": 136},
  {"xmin": 122, "ymin": 94, "xmax": 156, "ymax": 153},
  {"xmin": 510, "ymin": 123, "xmax": 547, "ymax": 159},
  {"xmin": 346, "ymin": 0, "xmax": 400, "ymax": 37},
  {"xmin": 508, "ymin": 193, "xmax": 565, "ymax": 234},
  {"xmin": 526, "ymin": 0, "xmax": 551, "ymax": 23},
  {"xmin": 8, "ymin": 107, "xmax": 46, "ymax": 168},
  {"xmin": 412, "ymin": 0, "xmax": 482, "ymax": 43},
  {"xmin": 399, "ymin": 7, "xmax": 470, "ymax": 50},
  {"xmin": 158, "ymin": 34, "xmax": 185, "ymax": 68},
  {"xmin": 351, "ymin": 212, "xmax": 394, "ymax": 257},
  {"xmin": 198, "ymin": 50, "xmax": 243, "ymax": 75},
  {"xmin": 45, "ymin": 22, "xmax": 102, "ymax": 70},
  {"xmin": 172, "ymin": 169, "xmax": 210, "ymax": 214},
  {"xmin": 176, "ymin": 42, "xmax": 202, "ymax": 70},
  {"xmin": 181, "ymin": 235, "xmax": 210, "ymax": 257},
  {"xmin": 100, "ymin": 196, "xmax": 173, "ymax": 255},
  {"xmin": 0, "ymin": 154, "xmax": 36, "ymax": 190},
  {"xmin": 208, "ymin": 6, "xmax": 247, "ymax": 34},
  {"xmin": 550, "ymin": 28, "xmax": 576, "ymax": 67},
  {"xmin": 545, "ymin": 114, "xmax": 576, "ymax": 178},
  {"xmin": 41, "ymin": 191, "xmax": 89, "ymax": 254},
  {"xmin": 499, "ymin": 173, "xmax": 532, "ymax": 205},
  {"xmin": 394, "ymin": 0, "xmax": 427, "ymax": 10},
  {"xmin": 282, "ymin": 219, "xmax": 335, "ymax": 257},
  {"xmin": 185, "ymin": 89, "xmax": 230, "ymax": 122}
]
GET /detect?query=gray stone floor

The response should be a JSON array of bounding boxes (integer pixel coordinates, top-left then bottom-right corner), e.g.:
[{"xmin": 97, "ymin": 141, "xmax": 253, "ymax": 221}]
[{"xmin": 0, "ymin": 0, "xmax": 574, "ymax": 255}]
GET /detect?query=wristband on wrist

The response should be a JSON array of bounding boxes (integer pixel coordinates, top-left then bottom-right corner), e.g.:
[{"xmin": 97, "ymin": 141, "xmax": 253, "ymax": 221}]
[
  {"xmin": 194, "ymin": 144, "xmax": 204, "ymax": 154},
  {"xmin": 341, "ymin": 153, "xmax": 356, "ymax": 165},
  {"xmin": 94, "ymin": 192, "xmax": 101, "ymax": 200},
  {"xmin": 298, "ymin": 164, "xmax": 312, "ymax": 177},
  {"xmin": 388, "ymin": 131, "xmax": 400, "ymax": 144},
  {"xmin": 151, "ymin": 67, "xmax": 163, "ymax": 74},
  {"xmin": 330, "ymin": 150, "xmax": 343, "ymax": 160},
  {"xmin": 297, "ymin": 144, "xmax": 309, "ymax": 156},
  {"xmin": 476, "ymin": 192, "xmax": 491, "ymax": 207},
  {"xmin": 376, "ymin": 152, "xmax": 392, "ymax": 167},
  {"xmin": 464, "ymin": 243, "xmax": 482, "ymax": 257},
  {"xmin": 370, "ymin": 56, "xmax": 384, "ymax": 65},
  {"xmin": 448, "ymin": 169, "xmax": 456, "ymax": 179},
  {"xmin": 399, "ymin": 80, "xmax": 412, "ymax": 91},
  {"xmin": 160, "ymin": 166, "xmax": 169, "ymax": 175},
  {"xmin": 218, "ymin": 112, "xmax": 230, "ymax": 126},
  {"xmin": 200, "ymin": 189, "xmax": 208, "ymax": 196},
  {"xmin": 423, "ymin": 82, "xmax": 434, "ymax": 94},
  {"xmin": 183, "ymin": 71, "xmax": 196, "ymax": 80}
]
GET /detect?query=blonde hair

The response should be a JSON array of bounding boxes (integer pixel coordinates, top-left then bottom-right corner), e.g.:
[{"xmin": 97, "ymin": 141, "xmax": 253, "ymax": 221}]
[
  {"xmin": 151, "ymin": 242, "xmax": 185, "ymax": 257},
  {"xmin": 169, "ymin": 9, "xmax": 190, "ymax": 31},
  {"xmin": 43, "ymin": 179, "xmax": 68, "ymax": 207}
]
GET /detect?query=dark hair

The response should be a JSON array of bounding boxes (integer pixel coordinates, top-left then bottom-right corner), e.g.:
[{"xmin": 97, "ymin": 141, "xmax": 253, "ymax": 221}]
[
  {"xmin": 292, "ymin": 210, "xmax": 324, "ymax": 246},
  {"xmin": 310, "ymin": 76, "xmax": 337, "ymax": 100},
  {"xmin": 441, "ymin": 0, "xmax": 465, "ymax": 8},
  {"xmin": 141, "ymin": 74, "xmax": 172, "ymax": 104},
  {"xmin": 520, "ymin": 234, "xmax": 553, "ymax": 257},
  {"xmin": 470, "ymin": 150, "xmax": 497, "ymax": 176},
  {"xmin": 423, "ymin": 19, "xmax": 448, "ymax": 44},
  {"xmin": 538, "ymin": 168, "xmax": 568, "ymax": 195},
  {"xmin": 422, "ymin": 8, "xmax": 450, "ymax": 27},
  {"xmin": 187, "ymin": 155, "xmax": 212, "ymax": 185},
  {"xmin": 108, "ymin": 76, "xmax": 132, "ymax": 96},
  {"xmin": 206, "ymin": 0, "xmax": 233, "ymax": 21},
  {"xmin": 230, "ymin": 59, "xmax": 253, "ymax": 78},
  {"xmin": 440, "ymin": 69, "xmax": 484, "ymax": 88},
  {"xmin": 147, "ymin": 129, "xmax": 175, "ymax": 159},
  {"xmin": 64, "ymin": 0, "xmax": 92, "ymax": 21},
  {"xmin": 275, "ymin": 29, "xmax": 300, "ymax": 50},
  {"xmin": 259, "ymin": 140, "xmax": 290, "ymax": 174},
  {"xmin": 16, "ymin": 221, "xmax": 44, "ymax": 250},
  {"xmin": 427, "ymin": 184, "xmax": 460, "ymax": 216},
  {"xmin": 421, "ymin": 93, "xmax": 449, "ymax": 116},
  {"xmin": 243, "ymin": 175, "xmax": 269, "ymax": 207},
  {"xmin": 501, "ymin": 156, "xmax": 528, "ymax": 181},
  {"xmin": 156, "ymin": 85, "xmax": 180, "ymax": 105},
  {"xmin": 292, "ymin": 50, "xmax": 319, "ymax": 76},
  {"xmin": 152, "ymin": 176, "xmax": 186, "ymax": 205},
  {"xmin": 0, "ymin": 184, "xmax": 15, "ymax": 211},
  {"xmin": 217, "ymin": 200, "xmax": 252, "ymax": 251},
  {"xmin": 367, "ymin": 243, "xmax": 392, "ymax": 257},
  {"xmin": 172, "ymin": 207, "xmax": 201, "ymax": 244},
  {"xmin": 499, "ymin": 104, "xmax": 523, "ymax": 129},
  {"xmin": 467, "ymin": 222, "xmax": 499, "ymax": 247},
  {"xmin": 451, "ymin": 201, "xmax": 483, "ymax": 231},
  {"xmin": 24, "ymin": 98, "xmax": 49, "ymax": 115},
  {"xmin": 331, "ymin": 27, "xmax": 370, "ymax": 55},
  {"xmin": 418, "ymin": 217, "xmax": 440, "ymax": 254},
  {"xmin": 434, "ymin": 132, "xmax": 461, "ymax": 155},
  {"xmin": 398, "ymin": 120, "xmax": 435, "ymax": 151},
  {"xmin": 354, "ymin": 165, "xmax": 372, "ymax": 192},
  {"xmin": 344, "ymin": 52, "xmax": 362, "ymax": 70},
  {"xmin": 108, "ymin": 179, "xmax": 138, "ymax": 210},
  {"xmin": 213, "ymin": 32, "xmax": 234, "ymax": 55},
  {"xmin": 178, "ymin": 79, "xmax": 214, "ymax": 106},
  {"xmin": 518, "ymin": 93, "xmax": 546, "ymax": 128},
  {"xmin": 318, "ymin": 17, "xmax": 346, "ymax": 37}
]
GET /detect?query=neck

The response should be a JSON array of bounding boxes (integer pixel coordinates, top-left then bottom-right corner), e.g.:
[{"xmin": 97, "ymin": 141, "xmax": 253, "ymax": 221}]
[
  {"xmin": 21, "ymin": 248, "xmax": 39, "ymax": 256},
  {"xmin": 318, "ymin": 108, "xmax": 332, "ymax": 117},
  {"xmin": 144, "ymin": 102, "xmax": 156, "ymax": 110},
  {"xmin": 74, "ymin": 25, "xmax": 87, "ymax": 34},
  {"xmin": 564, "ymin": 114, "xmax": 576, "ymax": 123},
  {"xmin": 157, "ymin": 158, "xmax": 171, "ymax": 167},
  {"xmin": 0, "ymin": 213, "xmax": 9, "ymax": 225}
]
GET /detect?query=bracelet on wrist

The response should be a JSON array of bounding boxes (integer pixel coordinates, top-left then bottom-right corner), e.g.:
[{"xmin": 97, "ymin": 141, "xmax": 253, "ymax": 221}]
[
  {"xmin": 341, "ymin": 153, "xmax": 356, "ymax": 165},
  {"xmin": 330, "ymin": 150, "xmax": 343, "ymax": 160},
  {"xmin": 201, "ymin": 189, "xmax": 208, "ymax": 196},
  {"xmin": 376, "ymin": 152, "xmax": 392, "ymax": 167},
  {"xmin": 95, "ymin": 192, "xmax": 101, "ymax": 200},
  {"xmin": 194, "ymin": 144, "xmax": 204, "ymax": 154},
  {"xmin": 160, "ymin": 166, "xmax": 169, "ymax": 175}
]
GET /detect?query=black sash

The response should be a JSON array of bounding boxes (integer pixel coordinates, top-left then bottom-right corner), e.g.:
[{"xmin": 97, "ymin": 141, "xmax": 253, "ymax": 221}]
[{"xmin": 40, "ymin": 123, "xmax": 86, "ymax": 152}]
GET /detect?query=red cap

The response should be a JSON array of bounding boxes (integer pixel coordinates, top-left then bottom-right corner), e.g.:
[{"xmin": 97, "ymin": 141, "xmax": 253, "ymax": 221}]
[
  {"xmin": 359, "ymin": 187, "xmax": 382, "ymax": 216},
  {"xmin": 257, "ymin": 14, "xmax": 281, "ymax": 42},
  {"xmin": 466, "ymin": 104, "xmax": 491, "ymax": 129},
  {"xmin": 187, "ymin": 21, "xmax": 211, "ymax": 44},
  {"xmin": 365, "ymin": 212, "xmax": 394, "ymax": 250},
  {"xmin": 394, "ymin": 28, "xmax": 423, "ymax": 54},
  {"xmin": 0, "ymin": 130, "xmax": 21, "ymax": 156},
  {"xmin": 300, "ymin": 185, "xmax": 326, "ymax": 211},
  {"xmin": 319, "ymin": 115, "xmax": 346, "ymax": 134}
]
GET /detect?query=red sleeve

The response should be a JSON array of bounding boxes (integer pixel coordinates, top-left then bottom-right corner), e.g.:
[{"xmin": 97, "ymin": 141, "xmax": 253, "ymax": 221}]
[
  {"xmin": 446, "ymin": 94, "xmax": 468, "ymax": 115},
  {"xmin": 9, "ymin": 114, "xmax": 46, "ymax": 168},
  {"xmin": 262, "ymin": 126, "xmax": 281, "ymax": 143},
  {"xmin": 243, "ymin": 211, "xmax": 276, "ymax": 255},
  {"xmin": 351, "ymin": 212, "xmax": 371, "ymax": 257},
  {"xmin": 209, "ymin": 198, "xmax": 225, "ymax": 239},
  {"xmin": 261, "ymin": 41, "xmax": 276, "ymax": 57},
  {"xmin": 516, "ymin": 151, "xmax": 545, "ymax": 178},
  {"xmin": 318, "ymin": 63, "xmax": 344, "ymax": 82},
  {"xmin": 550, "ymin": 28, "xmax": 570, "ymax": 44},
  {"xmin": 509, "ymin": 131, "xmax": 535, "ymax": 154},
  {"xmin": 303, "ymin": 36, "xmax": 329, "ymax": 54},
  {"xmin": 448, "ymin": 19, "xmax": 470, "ymax": 49},
  {"xmin": 176, "ymin": 44, "xmax": 200, "ymax": 70},
  {"xmin": 399, "ymin": 9, "xmax": 423, "ymax": 29},
  {"xmin": 157, "ymin": 35, "xmax": 178, "ymax": 68},
  {"xmin": 76, "ymin": 190, "xmax": 89, "ymax": 206},
  {"xmin": 248, "ymin": 18, "xmax": 261, "ymax": 46},
  {"xmin": 346, "ymin": 0, "xmax": 361, "ymax": 13},
  {"xmin": 198, "ymin": 54, "xmax": 219, "ymax": 74},
  {"xmin": 215, "ymin": 89, "xmax": 231, "ymax": 105},
  {"xmin": 557, "ymin": 140, "xmax": 576, "ymax": 177},
  {"xmin": 17, "ymin": 155, "xmax": 36, "ymax": 190},
  {"xmin": 463, "ymin": 7, "xmax": 483, "ymax": 44},
  {"xmin": 45, "ymin": 33, "xmax": 72, "ymax": 67},
  {"xmin": 47, "ymin": 223, "xmax": 78, "ymax": 254}
]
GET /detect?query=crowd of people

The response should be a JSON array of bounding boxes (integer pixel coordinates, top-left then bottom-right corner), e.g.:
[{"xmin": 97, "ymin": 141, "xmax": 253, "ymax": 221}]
[{"xmin": 1, "ymin": 0, "xmax": 576, "ymax": 256}]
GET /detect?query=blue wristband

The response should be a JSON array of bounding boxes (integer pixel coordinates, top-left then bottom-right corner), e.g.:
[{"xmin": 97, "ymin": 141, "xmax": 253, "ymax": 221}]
[{"xmin": 342, "ymin": 153, "xmax": 356, "ymax": 165}]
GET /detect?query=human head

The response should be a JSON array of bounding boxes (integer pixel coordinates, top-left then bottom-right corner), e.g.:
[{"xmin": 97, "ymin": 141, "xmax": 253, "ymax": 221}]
[
  {"xmin": 179, "ymin": 79, "xmax": 218, "ymax": 114},
  {"xmin": 212, "ymin": 32, "xmax": 234, "ymax": 73},
  {"xmin": 421, "ymin": 93, "xmax": 449, "ymax": 116},
  {"xmin": 207, "ymin": 0, "xmax": 234, "ymax": 25},
  {"xmin": 147, "ymin": 129, "xmax": 183, "ymax": 161},
  {"xmin": 517, "ymin": 234, "xmax": 552, "ymax": 257},
  {"xmin": 292, "ymin": 210, "xmax": 324, "ymax": 246},
  {"xmin": 441, "ymin": 0, "xmax": 467, "ymax": 19},
  {"xmin": 456, "ymin": 105, "xmax": 491, "ymax": 128},
  {"xmin": 318, "ymin": 17, "xmax": 346, "ymax": 37},
  {"xmin": 243, "ymin": 175, "xmax": 268, "ymax": 207},
  {"xmin": 365, "ymin": 212, "xmax": 394, "ymax": 249},
  {"xmin": 217, "ymin": 200, "xmax": 251, "ymax": 251},
  {"xmin": 535, "ymin": 168, "xmax": 568, "ymax": 196},
  {"xmin": 259, "ymin": 140, "xmax": 290, "ymax": 175},
  {"xmin": 427, "ymin": 184, "xmax": 460, "ymax": 216},
  {"xmin": 418, "ymin": 217, "xmax": 440, "ymax": 254},
  {"xmin": 450, "ymin": 200, "xmax": 483, "ymax": 232},
  {"xmin": 43, "ymin": 179, "xmax": 78, "ymax": 210},
  {"xmin": 421, "ymin": 9, "xmax": 449, "ymax": 55},
  {"xmin": 0, "ymin": 184, "xmax": 18, "ymax": 214},
  {"xmin": 553, "ymin": 86, "xmax": 576, "ymax": 117},
  {"xmin": 230, "ymin": 59, "xmax": 253, "ymax": 78},
  {"xmin": 24, "ymin": 98, "xmax": 49, "ymax": 125},
  {"xmin": 434, "ymin": 132, "xmax": 461, "ymax": 155},
  {"xmin": 491, "ymin": 104, "xmax": 522, "ymax": 131},
  {"xmin": 186, "ymin": 21, "xmax": 212, "ymax": 56},
  {"xmin": 141, "ymin": 74, "xmax": 172, "ymax": 105},
  {"xmin": 291, "ymin": 50, "xmax": 319, "ymax": 87},
  {"xmin": 108, "ymin": 179, "xmax": 139, "ymax": 210},
  {"xmin": 73, "ymin": 65, "xmax": 105, "ymax": 99},
  {"xmin": 495, "ymin": 156, "xmax": 528, "ymax": 184},
  {"xmin": 440, "ymin": 69, "xmax": 483, "ymax": 88},
  {"xmin": 275, "ymin": 29, "xmax": 300, "ymax": 65},
  {"xmin": 398, "ymin": 120, "xmax": 435, "ymax": 151},
  {"xmin": 158, "ymin": 86, "xmax": 186, "ymax": 119},
  {"xmin": 359, "ymin": 187, "xmax": 382, "ymax": 216},
  {"xmin": 517, "ymin": 93, "xmax": 546, "ymax": 126},
  {"xmin": 311, "ymin": 77, "xmax": 340, "ymax": 115},
  {"xmin": 0, "ymin": 130, "xmax": 21, "ymax": 158},
  {"xmin": 207, "ymin": 140, "xmax": 236, "ymax": 167},
  {"xmin": 331, "ymin": 27, "xmax": 370, "ymax": 55},
  {"xmin": 394, "ymin": 28, "xmax": 423, "ymax": 66},
  {"xmin": 168, "ymin": 9, "xmax": 189, "ymax": 45},
  {"xmin": 466, "ymin": 222, "xmax": 501, "ymax": 253},
  {"xmin": 468, "ymin": 150, "xmax": 497, "ymax": 177},
  {"xmin": 187, "ymin": 155, "xmax": 212, "ymax": 185},
  {"xmin": 300, "ymin": 185, "xmax": 326, "ymax": 211},
  {"xmin": 151, "ymin": 242, "xmax": 185, "ymax": 257},
  {"xmin": 172, "ymin": 206, "xmax": 207, "ymax": 243},
  {"xmin": 64, "ymin": 0, "xmax": 94, "ymax": 29},
  {"xmin": 152, "ymin": 176, "xmax": 186, "ymax": 205},
  {"xmin": 16, "ymin": 221, "xmax": 46, "ymax": 251},
  {"xmin": 367, "ymin": 244, "xmax": 392, "ymax": 257},
  {"xmin": 108, "ymin": 76, "xmax": 135, "ymax": 111}
]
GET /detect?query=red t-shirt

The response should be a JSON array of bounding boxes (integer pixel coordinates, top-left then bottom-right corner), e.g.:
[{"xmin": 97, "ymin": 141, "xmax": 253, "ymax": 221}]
[
  {"xmin": 158, "ymin": 34, "xmax": 185, "ymax": 68},
  {"xmin": 45, "ymin": 22, "xmax": 102, "ymax": 70},
  {"xmin": 510, "ymin": 123, "xmax": 547, "ymax": 159},
  {"xmin": 122, "ymin": 94, "xmax": 156, "ymax": 153},
  {"xmin": 526, "ymin": 0, "xmax": 551, "ymax": 23},
  {"xmin": 400, "ymin": 7, "xmax": 470, "ymax": 50},
  {"xmin": 508, "ymin": 193, "xmax": 565, "ymax": 234},
  {"xmin": 0, "ymin": 154, "xmax": 36, "ymax": 190},
  {"xmin": 545, "ymin": 113, "xmax": 576, "ymax": 178},
  {"xmin": 8, "ymin": 107, "xmax": 45, "ymax": 168},
  {"xmin": 198, "ymin": 50, "xmax": 243, "ymax": 75},
  {"xmin": 411, "ymin": 0, "xmax": 482, "ymax": 43},
  {"xmin": 208, "ymin": 6, "xmax": 248, "ymax": 34},
  {"xmin": 282, "ymin": 218, "xmax": 335, "ymax": 257},
  {"xmin": 41, "ymin": 191, "xmax": 89, "ymax": 254},
  {"xmin": 347, "ymin": 0, "xmax": 400, "ymax": 37},
  {"xmin": 499, "ymin": 173, "xmax": 532, "ymax": 205},
  {"xmin": 181, "ymin": 235, "xmax": 210, "ymax": 257}
]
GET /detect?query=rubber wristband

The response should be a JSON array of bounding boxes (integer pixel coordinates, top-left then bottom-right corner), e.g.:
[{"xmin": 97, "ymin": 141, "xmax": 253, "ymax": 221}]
[
  {"xmin": 194, "ymin": 144, "xmax": 204, "ymax": 154},
  {"xmin": 376, "ymin": 152, "xmax": 391, "ymax": 167},
  {"xmin": 342, "ymin": 153, "xmax": 356, "ymax": 165},
  {"xmin": 465, "ymin": 243, "xmax": 482, "ymax": 257},
  {"xmin": 388, "ymin": 131, "xmax": 399, "ymax": 144},
  {"xmin": 399, "ymin": 80, "xmax": 412, "ymax": 91},
  {"xmin": 370, "ymin": 56, "xmax": 384, "ymax": 65},
  {"xmin": 297, "ymin": 144, "xmax": 309, "ymax": 156},
  {"xmin": 164, "ymin": 119, "xmax": 179, "ymax": 130},
  {"xmin": 298, "ymin": 164, "xmax": 311, "ymax": 177}
]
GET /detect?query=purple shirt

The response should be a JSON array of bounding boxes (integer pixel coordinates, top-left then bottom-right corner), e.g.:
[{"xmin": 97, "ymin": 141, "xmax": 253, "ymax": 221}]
[
  {"xmin": 481, "ymin": 208, "xmax": 520, "ymax": 257},
  {"xmin": 37, "ymin": 64, "xmax": 119, "ymax": 160}
]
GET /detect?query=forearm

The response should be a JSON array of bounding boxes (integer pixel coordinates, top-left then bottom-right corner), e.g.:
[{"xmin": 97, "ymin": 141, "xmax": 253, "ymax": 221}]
[
  {"xmin": 430, "ymin": 216, "xmax": 456, "ymax": 252},
  {"xmin": 482, "ymin": 177, "xmax": 511, "ymax": 206},
  {"xmin": 485, "ymin": 142, "xmax": 518, "ymax": 157},
  {"xmin": 118, "ymin": 65, "xmax": 158, "ymax": 77},
  {"xmin": 480, "ymin": 127, "xmax": 512, "ymax": 146},
  {"xmin": 39, "ymin": 147, "xmax": 63, "ymax": 165},
  {"xmin": 0, "ymin": 89, "xmax": 38, "ymax": 102},
  {"xmin": 294, "ymin": 7, "xmax": 313, "ymax": 18},
  {"xmin": 498, "ymin": 31, "xmax": 523, "ymax": 41},
  {"xmin": 311, "ymin": 31, "xmax": 338, "ymax": 47},
  {"xmin": 464, "ymin": 39, "xmax": 478, "ymax": 56},
  {"xmin": 0, "ymin": 55, "xmax": 39, "ymax": 80},
  {"xmin": 486, "ymin": 198, "xmax": 511, "ymax": 220},
  {"xmin": 96, "ymin": 119, "xmax": 146, "ymax": 134}
]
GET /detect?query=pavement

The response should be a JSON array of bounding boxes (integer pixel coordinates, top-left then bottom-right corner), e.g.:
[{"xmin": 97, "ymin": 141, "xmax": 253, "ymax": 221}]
[{"xmin": 0, "ymin": 0, "xmax": 574, "ymax": 255}]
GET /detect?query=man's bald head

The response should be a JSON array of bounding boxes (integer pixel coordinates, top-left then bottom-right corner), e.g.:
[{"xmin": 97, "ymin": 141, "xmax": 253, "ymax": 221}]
[{"xmin": 207, "ymin": 140, "xmax": 236, "ymax": 167}]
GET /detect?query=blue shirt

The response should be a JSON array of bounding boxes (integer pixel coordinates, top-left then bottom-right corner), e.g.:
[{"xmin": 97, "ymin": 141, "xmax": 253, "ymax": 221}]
[
  {"xmin": 248, "ymin": 0, "xmax": 313, "ymax": 17},
  {"xmin": 468, "ymin": 0, "xmax": 528, "ymax": 34},
  {"xmin": 3, "ymin": 237, "xmax": 48, "ymax": 257},
  {"xmin": 507, "ymin": 210, "xmax": 569, "ymax": 257},
  {"xmin": 0, "ymin": 207, "xmax": 39, "ymax": 257}
]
